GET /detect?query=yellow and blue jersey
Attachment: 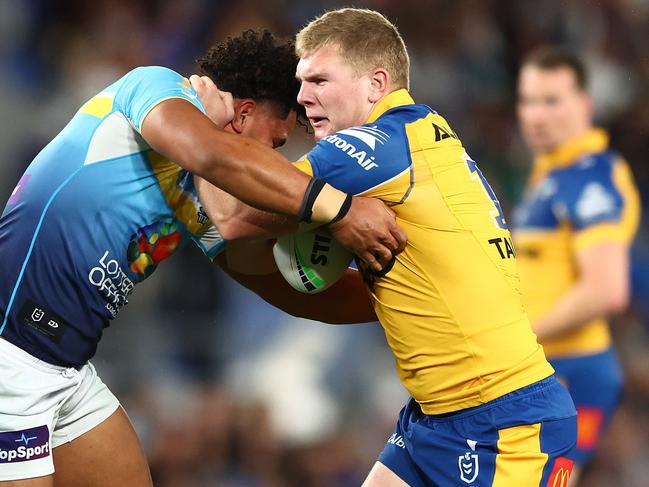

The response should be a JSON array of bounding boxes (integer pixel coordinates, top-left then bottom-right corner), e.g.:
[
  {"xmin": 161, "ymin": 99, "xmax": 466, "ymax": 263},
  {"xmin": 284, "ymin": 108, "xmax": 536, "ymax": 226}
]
[
  {"xmin": 0, "ymin": 66, "xmax": 224, "ymax": 367},
  {"xmin": 512, "ymin": 129, "xmax": 640, "ymax": 358},
  {"xmin": 295, "ymin": 90, "xmax": 554, "ymax": 414}
]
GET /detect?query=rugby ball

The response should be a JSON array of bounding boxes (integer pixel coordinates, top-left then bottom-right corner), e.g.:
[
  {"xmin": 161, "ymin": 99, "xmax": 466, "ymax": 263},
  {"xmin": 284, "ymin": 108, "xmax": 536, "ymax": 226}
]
[{"xmin": 273, "ymin": 229, "xmax": 354, "ymax": 293}]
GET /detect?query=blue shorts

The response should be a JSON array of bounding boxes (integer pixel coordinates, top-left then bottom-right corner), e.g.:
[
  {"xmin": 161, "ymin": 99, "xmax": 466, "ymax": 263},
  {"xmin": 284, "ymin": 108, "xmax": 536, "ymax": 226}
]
[
  {"xmin": 550, "ymin": 347, "xmax": 622, "ymax": 465},
  {"xmin": 378, "ymin": 376, "xmax": 577, "ymax": 487}
]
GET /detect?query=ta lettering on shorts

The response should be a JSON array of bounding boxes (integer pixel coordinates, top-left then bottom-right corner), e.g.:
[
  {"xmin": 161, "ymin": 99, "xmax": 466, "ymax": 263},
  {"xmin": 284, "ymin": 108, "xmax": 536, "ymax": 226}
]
[{"xmin": 19, "ymin": 300, "xmax": 67, "ymax": 343}]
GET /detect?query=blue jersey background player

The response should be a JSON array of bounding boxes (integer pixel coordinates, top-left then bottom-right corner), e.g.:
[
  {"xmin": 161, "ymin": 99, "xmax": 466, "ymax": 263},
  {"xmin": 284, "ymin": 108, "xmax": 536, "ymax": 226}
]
[
  {"xmin": 0, "ymin": 29, "xmax": 405, "ymax": 487},
  {"xmin": 513, "ymin": 47, "xmax": 640, "ymax": 486}
]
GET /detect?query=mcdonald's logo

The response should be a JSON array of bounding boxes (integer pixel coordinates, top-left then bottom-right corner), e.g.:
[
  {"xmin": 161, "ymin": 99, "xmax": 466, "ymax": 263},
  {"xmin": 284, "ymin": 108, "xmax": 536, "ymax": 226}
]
[
  {"xmin": 551, "ymin": 467, "xmax": 570, "ymax": 487},
  {"xmin": 546, "ymin": 457, "xmax": 574, "ymax": 487}
]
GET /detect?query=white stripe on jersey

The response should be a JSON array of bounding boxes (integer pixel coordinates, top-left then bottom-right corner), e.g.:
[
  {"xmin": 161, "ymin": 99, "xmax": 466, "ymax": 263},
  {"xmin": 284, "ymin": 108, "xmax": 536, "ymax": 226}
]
[{"xmin": 84, "ymin": 112, "xmax": 150, "ymax": 165}]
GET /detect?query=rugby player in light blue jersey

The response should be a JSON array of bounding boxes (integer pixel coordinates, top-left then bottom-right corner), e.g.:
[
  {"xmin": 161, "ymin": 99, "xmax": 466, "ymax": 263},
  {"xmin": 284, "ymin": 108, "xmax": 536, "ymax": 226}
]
[{"xmin": 0, "ymin": 29, "xmax": 406, "ymax": 487}]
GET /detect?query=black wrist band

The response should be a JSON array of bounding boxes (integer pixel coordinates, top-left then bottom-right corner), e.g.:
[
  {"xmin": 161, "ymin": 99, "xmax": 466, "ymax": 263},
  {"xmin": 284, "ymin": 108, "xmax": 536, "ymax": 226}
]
[
  {"xmin": 298, "ymin": 177, "xmax": 326, "ymax": 223},
  {"xmin": 327, "ymin": 193, "xmax": 353, "ymax": 225}
]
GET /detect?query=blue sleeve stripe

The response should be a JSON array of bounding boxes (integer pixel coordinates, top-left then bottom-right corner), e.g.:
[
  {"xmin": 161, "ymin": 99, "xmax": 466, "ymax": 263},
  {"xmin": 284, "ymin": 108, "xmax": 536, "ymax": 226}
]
[
  {"xmin": 204, "ymin": 242, "xmax": 226, "ymax": 259},
  {"xmin": 0, "ymin": 167, "xmax": 84, "ymax": 335},
  {"xmin": 192, "ymin": 236, "xmax": 226, "ymax": 259}
]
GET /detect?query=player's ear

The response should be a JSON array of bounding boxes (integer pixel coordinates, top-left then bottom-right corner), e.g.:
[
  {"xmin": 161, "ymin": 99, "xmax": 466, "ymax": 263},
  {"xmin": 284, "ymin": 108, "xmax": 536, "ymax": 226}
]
[
  {"xmin": 230, "ymin": 99, "xmax": 257, "ymax": 134},
  {"xmin": 368, "ymin": 68, "xmax": 390, "ymax": 103}
]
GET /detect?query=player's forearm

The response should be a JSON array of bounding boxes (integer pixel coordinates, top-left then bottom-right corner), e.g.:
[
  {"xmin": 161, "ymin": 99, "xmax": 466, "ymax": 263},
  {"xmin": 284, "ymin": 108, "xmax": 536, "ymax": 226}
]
[
  {"xmin": 219, "ymin": 240, "xmax": 278, "ymax": 276},
  {"xmin": 193, "ymin": 131, "xmax": 310, "ymax": 215},
  {"xmin": 261, "ymin": 269, "xmax": 377, "ymax": 324},
  {"xmin": 220, "ymin": 211, "xmax": 296, "ymax": 240},
  {"xmin": 533, "ymin": 279, "xmax": 629, "ymax": 341},
  {"xmin": 195, "ymin": 176, "xmax": 297, "ymax": 240},
  {"xmin": 218, "ymin": 255, "xmax": 377, "ymax": 324},
  {"xmin": 535, "ymin": 241, "xmax": 631, "ymax": 341},
  {"xmin": 142, "ymin": 98, "xmax": 312, "ymax": 216}
]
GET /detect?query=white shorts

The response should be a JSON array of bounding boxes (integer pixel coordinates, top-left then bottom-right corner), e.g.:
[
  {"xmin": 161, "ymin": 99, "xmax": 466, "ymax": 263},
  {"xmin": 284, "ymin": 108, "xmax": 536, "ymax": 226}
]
[{"xmin": 0, "ymin": 338, "xmax": 120, "ymax": 481}]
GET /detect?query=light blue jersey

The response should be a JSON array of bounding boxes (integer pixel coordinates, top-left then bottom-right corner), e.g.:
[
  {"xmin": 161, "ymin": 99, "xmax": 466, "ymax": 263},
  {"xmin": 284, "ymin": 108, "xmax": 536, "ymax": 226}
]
[{"xmin": 0, "ymin": 66, "xmax": 225, "ymax": 367}]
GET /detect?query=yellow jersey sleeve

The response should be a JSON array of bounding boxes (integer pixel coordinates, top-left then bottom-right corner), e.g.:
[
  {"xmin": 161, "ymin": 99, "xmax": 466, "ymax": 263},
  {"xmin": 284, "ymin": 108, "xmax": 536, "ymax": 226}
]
[{"xmin": 573, "ymin": 157, "xmax": 640, "ymax": 250}]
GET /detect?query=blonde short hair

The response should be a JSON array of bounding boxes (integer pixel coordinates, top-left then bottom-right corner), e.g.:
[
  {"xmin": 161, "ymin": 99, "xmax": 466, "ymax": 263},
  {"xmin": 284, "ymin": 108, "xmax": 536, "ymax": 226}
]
[{"xmin": 296, "ymin": 8, "xmax": 410, "ymax": 90}]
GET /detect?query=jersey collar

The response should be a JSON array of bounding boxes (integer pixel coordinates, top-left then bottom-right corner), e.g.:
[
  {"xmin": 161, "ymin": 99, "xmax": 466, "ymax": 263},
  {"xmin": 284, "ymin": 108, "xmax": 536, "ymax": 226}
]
[
  {"xmin": 535, "ymin": 128, "xmax": 609, "ymax": 169},
  {"xmin": 531, "ymin": 128, "xmax": 609, "ymax": 184},
  {"xmin": 367, "ymin": 89, "xmax": 415, "ymax": 123}
]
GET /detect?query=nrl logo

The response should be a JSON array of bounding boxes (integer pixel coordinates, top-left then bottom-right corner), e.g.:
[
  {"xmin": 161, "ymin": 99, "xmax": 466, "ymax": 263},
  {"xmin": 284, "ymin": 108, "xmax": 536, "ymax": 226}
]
[{"xmin": 458, "ymin": 439, "xmax": 479, "ymax": 484}]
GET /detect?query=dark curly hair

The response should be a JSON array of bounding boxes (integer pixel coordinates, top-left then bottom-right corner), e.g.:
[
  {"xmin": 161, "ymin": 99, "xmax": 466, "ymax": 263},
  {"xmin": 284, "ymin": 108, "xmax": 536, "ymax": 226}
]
[{"xmin": 197, "ymin": 29, "xmax": 305, "ymax": 123}]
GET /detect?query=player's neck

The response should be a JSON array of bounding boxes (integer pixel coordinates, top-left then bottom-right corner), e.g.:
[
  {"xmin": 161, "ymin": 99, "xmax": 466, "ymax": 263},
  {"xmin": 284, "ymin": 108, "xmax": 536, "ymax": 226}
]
[{"xmin": 537, "ymin": 125, "xmax": 594, "ymax": 158}]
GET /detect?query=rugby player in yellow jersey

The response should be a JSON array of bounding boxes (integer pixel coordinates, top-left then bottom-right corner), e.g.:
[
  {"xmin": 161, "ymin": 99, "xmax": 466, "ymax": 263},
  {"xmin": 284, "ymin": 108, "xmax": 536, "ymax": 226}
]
[
  {"xmin": 513, "ymin": 47, "xmax": 640, "ymax": 486},
  {"xmin": 202, "ymin": 8, "xmax": 579, "ymax": 487}
]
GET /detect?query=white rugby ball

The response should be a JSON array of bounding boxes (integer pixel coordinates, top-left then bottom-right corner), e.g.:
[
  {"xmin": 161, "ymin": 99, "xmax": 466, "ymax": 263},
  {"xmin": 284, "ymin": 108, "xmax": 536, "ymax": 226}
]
[{"xmin": 273, "ymin": 229, "xmax": 354, "ymax": 293}]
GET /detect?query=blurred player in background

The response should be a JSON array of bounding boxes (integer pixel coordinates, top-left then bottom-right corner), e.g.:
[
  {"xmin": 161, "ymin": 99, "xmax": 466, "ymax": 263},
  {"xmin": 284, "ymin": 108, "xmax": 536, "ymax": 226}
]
[
  {"xmin": 0, "ymin": 29, "xmax": 406, "ymax": 486},
  {"xmin": 204, "ymin": 8, "xmax": 579, "ymax": 487},
  {"xmin": 513, "ymin": 47, "xmax": 641, "ymax": 485}
]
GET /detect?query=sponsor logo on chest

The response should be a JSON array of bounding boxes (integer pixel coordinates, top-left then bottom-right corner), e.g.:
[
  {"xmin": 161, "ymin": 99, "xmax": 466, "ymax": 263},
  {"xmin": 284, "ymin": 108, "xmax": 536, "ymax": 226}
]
[{"xmin": 322, "ymin": 126, "xmax": 390, "ymax": 171}]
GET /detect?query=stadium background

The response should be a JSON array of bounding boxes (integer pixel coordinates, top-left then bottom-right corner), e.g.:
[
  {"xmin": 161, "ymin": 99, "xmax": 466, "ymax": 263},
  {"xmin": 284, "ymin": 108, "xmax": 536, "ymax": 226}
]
[{"xmin": 0, "ymin": 0, "xmax": 648, "ymax": 485}]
